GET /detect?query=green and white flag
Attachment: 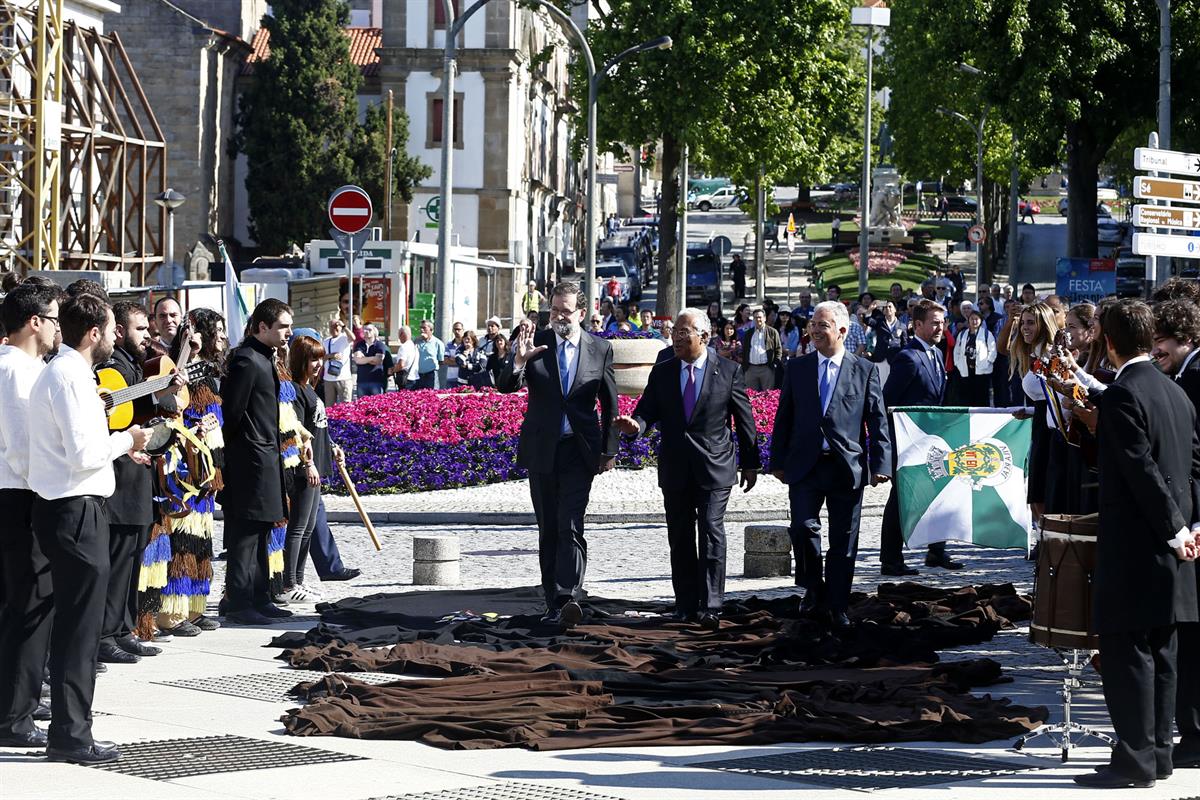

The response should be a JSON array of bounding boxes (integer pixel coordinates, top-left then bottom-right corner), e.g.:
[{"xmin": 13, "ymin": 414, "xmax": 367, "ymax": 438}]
[{"xmin": 894, "ymin": 407, "xmax": 1032, "ymax": 549}]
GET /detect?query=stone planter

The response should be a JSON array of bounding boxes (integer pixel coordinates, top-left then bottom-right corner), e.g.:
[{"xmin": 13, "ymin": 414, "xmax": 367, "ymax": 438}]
[{"xmin": 608, "ymin": 337, "xmax": 665, "ymax": 396}]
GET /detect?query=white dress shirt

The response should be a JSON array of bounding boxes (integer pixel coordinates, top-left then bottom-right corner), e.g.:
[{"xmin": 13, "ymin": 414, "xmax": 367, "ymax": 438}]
[
  {"xmin": 27, "ymin": 345, "xmax": 134, "ymax": 500},
  {"xmin": 748, "ymin": 328, "xmax": 768, "ymax": 365},
  {"xmin": 556, "ymin": 329, "xmax": 581, "ymax": 435},
  {"xmin": 817, "ymin": 349, "xmax": 845, "ymax": 450},
  {"xmin": 679, "ymin": 347, "xmax": 709, "ymax": 397},
  {"xmin": 0, "ymin": 345, "xmax": 45, "ymax": 490}
]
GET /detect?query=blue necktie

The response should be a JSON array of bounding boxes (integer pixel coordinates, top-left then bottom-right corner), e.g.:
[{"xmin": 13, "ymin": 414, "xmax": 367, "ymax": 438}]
[
  {"xmin": 558, "ymin": 342, "xmax": 571, "ymax": 395},
  {"xmin": 819, "ymin": 359, "xmax": 832, "ymax": 413}
]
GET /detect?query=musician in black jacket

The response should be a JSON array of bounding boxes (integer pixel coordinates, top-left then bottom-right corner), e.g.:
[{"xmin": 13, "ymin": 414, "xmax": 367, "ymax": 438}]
[
  {"xmin": 219, "ymin": 299, "xmax": 291, "ymax": 626},
  {"xmin": 615, "ymin": 309, "xmax": 759, "ymax": 629},
  {"xmin": 1076, "ymin": 300, "xmax": 1200, "ymax": 789},
  {"xmin": 96, "ymin": 303, "xmax": 180, "ymax": 663}
]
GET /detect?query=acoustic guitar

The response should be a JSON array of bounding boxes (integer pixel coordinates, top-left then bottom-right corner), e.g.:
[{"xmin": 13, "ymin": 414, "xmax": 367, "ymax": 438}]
[{"xmin": 96, "ymin": 356, "xmax": 212, "ymax": 431}]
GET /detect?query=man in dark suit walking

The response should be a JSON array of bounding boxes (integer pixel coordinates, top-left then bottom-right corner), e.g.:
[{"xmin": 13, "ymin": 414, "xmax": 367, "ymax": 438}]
[
  {"xmin": 220, "ymin": 299, "xmax": 292, "ymax": 626},
  {"xmin": 1075, "ymin": 299, "xmax": 1200, "ymax": 789},
  {"xmin": 770, "ymin": 301, "xmax": 891, "ymax": 628},
  {"xmin": 498, "ymin": 282, "xmax": 618, "ymax": 627},
  {"xmin": 614, "ymin": 309, "xmax": 759, "ymax": 629},
  {"xmin": 879, "ymin": 299, "xmax": 959, "ymax": 574}
]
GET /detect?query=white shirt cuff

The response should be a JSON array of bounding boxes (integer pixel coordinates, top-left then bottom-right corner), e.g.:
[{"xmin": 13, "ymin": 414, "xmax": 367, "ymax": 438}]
[{"xmin": 1168, "ymin": 527, "xmax": 1192, "ymax": 548}]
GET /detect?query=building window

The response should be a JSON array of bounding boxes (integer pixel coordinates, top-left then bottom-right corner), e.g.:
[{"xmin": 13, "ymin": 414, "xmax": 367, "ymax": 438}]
[
  {"xmin": 432, "ymin": 0, "xmax": 461, "ymax": 29},
  {"xmin": 426, "ymin": 93, "xmax": 464, "ymax": 149}
]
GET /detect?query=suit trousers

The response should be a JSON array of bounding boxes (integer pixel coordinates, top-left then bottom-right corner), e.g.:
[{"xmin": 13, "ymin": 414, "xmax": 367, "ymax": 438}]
[
  {"xmin": 1175, "ymin": 622, "xmax": 1200, "ymax": 760},
  {"xmin": 528, "ymin": 438, "xmax": 594, "ymax": 609},
  {"xmin": 308, "ymin": 497, "xmax": 347, "ymax": 578},
  {"xmin": 223, "ymin": 517, "xmax": 273, "ymax": 613},
  {"xmin": 880, "ymin": 485, "xmax": 945, "ymax": 567},
  {"xmin": 662, "ymin": 484, "xmax": 731, "ymax": 614},
  {"xmin": 1100, "ymin": 626, "xmax": 1177, "ymax": 781},
  {"xmin": 0, "ymin": 489, "xmax": 52, "ymax": 737},
  {"xmin": 787, "ymin": 457, "xmax": 864, "ymax": 612},
  {"xmin": 101, "ymin": 523, "xmax": 149, "ymax": 644},
  {"xmin": 32, "ymin": 495, "xmax": 109, "ymax": 750},
  {"xmin": 744, "ymin": 364, "xmax": 776, "ymax": 391}
]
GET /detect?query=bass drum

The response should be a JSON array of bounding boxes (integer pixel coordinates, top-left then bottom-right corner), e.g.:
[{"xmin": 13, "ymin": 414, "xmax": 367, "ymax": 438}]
[{"xmin": 1030, "ymin": 513, "xmax": 1099, "ymax": 650}]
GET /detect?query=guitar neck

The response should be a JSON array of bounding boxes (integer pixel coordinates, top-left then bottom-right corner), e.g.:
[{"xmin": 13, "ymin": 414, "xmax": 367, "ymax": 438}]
[{"xmin": 105, "ymin": 373, "xmax": 177, "ymax": 408}]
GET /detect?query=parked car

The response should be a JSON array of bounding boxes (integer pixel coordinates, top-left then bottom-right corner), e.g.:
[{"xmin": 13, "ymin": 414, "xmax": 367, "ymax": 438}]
[
  {"xmin": 944, "ymin": 196, "xmax": 978, "ymax": 214},
  {"xmin": 1115, "ymin": 257, "xmax": 1145, "ymax": 298},
  {"xmin": 595, "ymin": 261, "xmax": 632, "ymax": 304},
  {"xmin": 1097, "ymin": 216, "xmax": 1127, "ymax": 246},
  {"xmin": 1057, "ymin": 197, "xmax": 1112, "ymax": 216},
  {"xmin": 1018, "ymin": 199, "xmax": 1040, "ymax": 216},
  {"xmin": 597, "ymin": 232, "xmax": 649, "ymax": 299},
  {"xmin": 685, "ymin": 243, "xmax": 721, "ymax": 306},
  {"xmin": 690, "ymin": 185, "xmax": 744, "ymax": 212}
]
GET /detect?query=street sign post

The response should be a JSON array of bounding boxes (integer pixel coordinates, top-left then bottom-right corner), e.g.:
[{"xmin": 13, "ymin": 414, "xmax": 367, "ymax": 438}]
[
  {"xmin": 1133, "ymin": 175, "xmax": 1200, "ymax": 203},
  {"xmin": 328, "ymin": 186, "xmax": 373, "ymax": 323},
  {"xmin": 1134, "ymin": 147, "xmax": 1200, "ymax": 177},
  {"xmin": 1133, "ymin": 231, "xmax": 1200, "ymax": 258},
  {"xmin": 1132, "ymin": 205, "xmax": 1200, "ymax": 232}
]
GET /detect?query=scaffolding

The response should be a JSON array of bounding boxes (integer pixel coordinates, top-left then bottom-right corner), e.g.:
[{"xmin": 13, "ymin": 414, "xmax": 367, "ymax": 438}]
[{"xmin": 0, "ymin": 2, "xmax": 166, "ymax": 282}]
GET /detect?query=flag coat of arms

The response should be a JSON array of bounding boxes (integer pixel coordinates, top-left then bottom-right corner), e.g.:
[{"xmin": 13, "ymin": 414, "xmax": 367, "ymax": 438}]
[{"xmin": 893, "ymin": 407, "xmax": 1032, "ymax": 549}]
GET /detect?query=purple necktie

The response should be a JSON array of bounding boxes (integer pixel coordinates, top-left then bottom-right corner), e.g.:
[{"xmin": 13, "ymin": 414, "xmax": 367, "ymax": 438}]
[{"xmin": 683, "ymin": 364, "xmax": 697, "ymax": 420}]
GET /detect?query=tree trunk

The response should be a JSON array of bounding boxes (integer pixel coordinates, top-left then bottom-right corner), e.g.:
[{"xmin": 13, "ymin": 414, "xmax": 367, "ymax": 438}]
[
  {"xmin": 1066, "ymin": 119, "xmax": 1100, "ymax": 259},
  {"xmin": 656, "ymin": 131, "xmax": 681, "ymax": 318}
]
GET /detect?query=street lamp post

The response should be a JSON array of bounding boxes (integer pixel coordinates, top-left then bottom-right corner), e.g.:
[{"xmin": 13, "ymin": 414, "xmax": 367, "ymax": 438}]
[
  {"xmin": 937, "ymin": 105, "xmax": 986, "ymax": 295},
  {"xmin": 154, "ymin": 188, "xmax": 186, "ymax": 288},
  {"xmin": 436, "ymin": 0, "xmax": 668, "ymax": 344},
  {"xmin": 851, "ymin": 4, "xmax": 890, "ymax": 297}
]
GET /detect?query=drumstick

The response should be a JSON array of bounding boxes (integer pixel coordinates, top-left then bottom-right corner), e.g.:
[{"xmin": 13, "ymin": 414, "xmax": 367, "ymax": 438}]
[{"xmin": 337, "ymin": 459, "xmax": 382, "ymax": 551}]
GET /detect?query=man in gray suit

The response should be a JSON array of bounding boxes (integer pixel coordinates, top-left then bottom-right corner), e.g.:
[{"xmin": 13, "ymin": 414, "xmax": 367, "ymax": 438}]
[{"xmin": 498, "ymin": 282, "xmax": 618, "ymax": 627}]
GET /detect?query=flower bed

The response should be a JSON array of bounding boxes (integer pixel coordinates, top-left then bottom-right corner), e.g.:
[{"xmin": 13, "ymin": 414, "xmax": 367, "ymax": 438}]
[{"xmin": 325, "ymin": 387, "xmax": 779, "ymax": 495}]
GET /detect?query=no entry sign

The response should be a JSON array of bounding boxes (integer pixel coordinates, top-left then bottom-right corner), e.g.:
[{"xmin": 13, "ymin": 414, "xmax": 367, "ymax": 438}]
[{"xmin": 328, "ymin": 185, "xmax": 373, "ymax": 234}]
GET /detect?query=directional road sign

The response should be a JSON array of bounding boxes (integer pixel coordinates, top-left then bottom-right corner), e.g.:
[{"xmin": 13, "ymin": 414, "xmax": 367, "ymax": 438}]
[
  {"xmin": 1133, "ymin": 231, "xmax": 1200, "ymax": 258},
  {"xmin": 1133, "ymin": 205, "xmax": 1200, "ymax": 232},
  {"xmin": 1134, "ymin": 147, "xmax": 1200, "ymax": 177},
  {"xmin": 330, "ymin": 228, "xmax": 371, "ymax": 264},
  {"xmin": 613, "ymin": 164, "xmax": 635, "ymax": 173},
  {"xmin": 328, "ymin": 185, "xmax": 373, "ymax": 234},
  {"xmin": 1133, "ymin": 175, "xmax": 1200, "ymax": 203}
]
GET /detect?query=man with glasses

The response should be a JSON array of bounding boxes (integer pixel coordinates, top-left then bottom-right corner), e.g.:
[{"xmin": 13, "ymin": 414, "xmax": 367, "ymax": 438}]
[
  {"xmin": 588, "ymin": 314, "xmax": 605, "ymax": 334},
  {"xmin": 614, "ymin": 309, "xmax": 759, "ymax": 630},
  {"xmin": 499, "ymin": 282, "xmax": 618, "ymax": 627}
]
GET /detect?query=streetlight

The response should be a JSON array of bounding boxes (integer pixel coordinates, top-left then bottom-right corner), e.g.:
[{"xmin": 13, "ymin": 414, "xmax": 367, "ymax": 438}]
[
  {"xmin": 154, "ymin": 188, "xmax": 186, "ymax": 288},
  {"xmin": 850, "ymin": 2, "xmax": 890, "ymax": 296},
  {"xmin": 937, "ymin": 104, "xmax": 986, "ymax": 296}
]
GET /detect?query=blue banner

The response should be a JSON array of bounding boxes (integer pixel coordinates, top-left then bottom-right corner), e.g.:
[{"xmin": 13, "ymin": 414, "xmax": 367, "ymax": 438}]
[{"xmin": 1056, "ymin": 257, "xmax": 1116, "ymax": 304}]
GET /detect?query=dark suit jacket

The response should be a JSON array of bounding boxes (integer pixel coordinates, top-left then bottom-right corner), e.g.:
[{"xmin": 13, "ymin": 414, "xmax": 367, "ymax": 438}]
[
  {"xmin": 497, "ymin": 329, "xmax": 618, "ymax": 474},
  {"xmin": 1177, "ymin": 353, "xmax": 1200, "ymax": 426},
  {"xmin": 740, "ymin": 325, "xmax": 783, "ymax": 368},
  {"xmin": 883, "ymin": 339, "xmax": 946, "ymax": 408},
  {"xmin": 769, "ymin": 351, "xmax": 891, "ymax": 489},
  {"xmin": 105, "ymin": 344, "xmax": 171, "ymax": 526},
  {"xmin": 220, "ymin": 336, "xmax": 286, "ymax": 521},
  {"xmin": 1094, "ymin": 359, "xmax": 1200, "ymax": 634},
  {"xmin": 631, "ymin": 354, "xmax": 760, "ymax": 490}
]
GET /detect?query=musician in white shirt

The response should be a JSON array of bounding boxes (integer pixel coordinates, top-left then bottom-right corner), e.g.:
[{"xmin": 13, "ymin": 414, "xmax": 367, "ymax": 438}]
[
  {"xmin": 0, "ymin": 281, "xmax": 61, "ymax": 749},
  {"xmin": 26, "ymin": 294, "xmax": 147, "ymax": 765}
]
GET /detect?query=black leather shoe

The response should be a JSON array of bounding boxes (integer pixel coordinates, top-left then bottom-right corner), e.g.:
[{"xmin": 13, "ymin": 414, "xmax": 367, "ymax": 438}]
[
  {"xmin": 46, "ymin": 740, "xmax": 120, "ymax": 765},
  {"xmin": 880, "ymin": 563, "xmax": 919, "ymax": 577},
  {"xmin": 540, "ymin": 610, "xmax": 562, "ymax": 625},
  {"xmin": 1073, "ymin": 768, "xmax": 1154, "ymax": 789},
  {"xmin": 670, "ymin": 610, "xmax": 696, "ymax": 623},
  {"xmin": 115, "ymin": 636, "xmax": 161, "ymax": 657},
  {"xmin": 255, "ymin": 604, "xmax": 293, "ymax": 619},
  {"xmin": 697, "ymin": 613, "xmax": 720, "ymax": 632},
  {"xmin": 224, "ymin": 609, "xmax": 273, "ymax": 625},
  {"xmin": 321, "ymin": 568, "xmax": 361, "ymax": 581},
  {"xmin": 160, "ymin": 620, "xmax": 202, "ymax": 637},
  {"xmin": 830, "ymin": 611, "xmax": 852, "ymax": 630},
  {"xmin": 97, "ymin": 643, "xmax": 139, "ymax": 665},
  {"xmin": 925, "ymin": 555, "xmax": 964, "ymax": 570},
  {"xmin": 0, "ymin": 728, "xmax": 47, "ymax": 748},
  {"xmin": 33, "ymin": 702, "xmax": 50, "ymax": 721},
  {"xmin": 191, "ymin": 615, "xmax": 220, "ymax": 632},
  {"xmin": 1174, "ymin": 754, "xmax": 1200, "ymax": 768},
  {"xmin": 559, "ymin": 600, "xmax": 583, "ymax": 628},
  {"xmin": 799, "ymin": 594, "xmax": 822, "ymax": 614}
]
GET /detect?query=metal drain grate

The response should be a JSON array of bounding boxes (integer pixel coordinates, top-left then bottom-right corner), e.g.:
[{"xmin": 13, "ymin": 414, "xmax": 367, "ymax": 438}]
[
  {"xmin": 91, "ymin": 734, "xmax": 364, "ymax": 780},
  {"xmin": 153, "ymin": 670, "xmax": 402, "ymax": 702},
  {"xmin": 692, "ymin": 746, "xmax": 1041, "ymax": 791},
  {"xmin": 370, "ymin": 784, "xmax": 624, "ymax": 800}
]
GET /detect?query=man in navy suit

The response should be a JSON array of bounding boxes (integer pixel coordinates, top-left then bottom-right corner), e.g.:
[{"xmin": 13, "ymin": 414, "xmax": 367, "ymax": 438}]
[
  {"xmin": 770, "ymin": 301, "xmax": 891, "ymax": 628},
  {"xmin": 880, "ymin": 298, "xmax": 958, "ymax": 574},
  {"xmin": 615, "ymin": 309, "xmax": 759, "ymax": 630}
]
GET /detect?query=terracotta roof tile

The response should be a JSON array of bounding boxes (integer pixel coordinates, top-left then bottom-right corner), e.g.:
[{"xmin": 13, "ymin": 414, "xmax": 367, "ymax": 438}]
[{"xmin": 243, "ymin": 27, "xmax": 380, "ymax": 77}]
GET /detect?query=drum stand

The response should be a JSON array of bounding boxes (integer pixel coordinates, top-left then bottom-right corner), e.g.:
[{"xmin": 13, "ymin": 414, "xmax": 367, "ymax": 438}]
[{"xmin": 1013, "ymin": 648, "xmax": 1115, "ymax": 761}]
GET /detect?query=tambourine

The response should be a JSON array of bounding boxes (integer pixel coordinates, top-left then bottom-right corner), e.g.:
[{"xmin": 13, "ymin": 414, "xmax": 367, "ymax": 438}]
[{"xmin": 142, "ymin": 418, "xmax": 178, "ymax": 456}]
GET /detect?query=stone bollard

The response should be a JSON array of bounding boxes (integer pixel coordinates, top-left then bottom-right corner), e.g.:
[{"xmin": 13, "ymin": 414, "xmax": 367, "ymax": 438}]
[
  {"xmin": 412, "ymin": 534, "xmax": 460, "ymax": 585},
  {"xmin": 743, "ymin": 524, "xmax": 792, "ymax": 578}
]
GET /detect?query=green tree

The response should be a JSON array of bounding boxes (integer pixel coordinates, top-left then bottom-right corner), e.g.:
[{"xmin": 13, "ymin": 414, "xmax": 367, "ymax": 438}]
[
  {"xmin": 232, "ymin": 0, "xmax": 363, "ymax": 252},
  {"xmin": 577, "ymin": 0, "xmax": 863, "ymax": 316}
]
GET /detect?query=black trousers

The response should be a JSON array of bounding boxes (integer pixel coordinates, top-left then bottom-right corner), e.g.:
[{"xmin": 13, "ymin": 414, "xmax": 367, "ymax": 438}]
[
  {"xmin": 33, "ymin": 495, "xmax": 109, "ymax": 750},
  {"xmin": 959, "ymin": 373, "xmax": 992, "ymax": 407},
  {"xmin": 0, "ymin": 489, "xmax": 51, "ymax": 737},
  {"xmin": 788, "ymin": 458, "xmax": 864, "ymax": 612},
  {"xmin": 1100, "ymin": 625, "xmax": 1177, "ymax": 781},
  {"xmin": 880, "ymin": 484, "xmax": 945, "ymax": 568},
  {"xmin": 223, "ymin": 517, "xmax": 273, "ymax": 613},
  {"xmin": 1175, "ymin": 622, "xmax": 1200, "ymax": 761},
  {"xmin": 101, "ymin": 523, "xmax": 149, "ymax": 644},
  {"xmin": 663, "ymin": 484, "xmax": 731, "ymax": 614},
  {"xmin": 528, "ymin": 438, "xmax": 594, "ymax": 609}
]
